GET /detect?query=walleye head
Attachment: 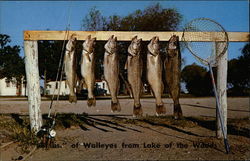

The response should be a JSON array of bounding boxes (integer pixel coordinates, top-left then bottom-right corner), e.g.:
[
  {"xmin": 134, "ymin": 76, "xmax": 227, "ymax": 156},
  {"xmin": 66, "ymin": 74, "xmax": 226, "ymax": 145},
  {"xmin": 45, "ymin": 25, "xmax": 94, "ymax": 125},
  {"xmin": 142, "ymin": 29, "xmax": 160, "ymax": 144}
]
[
  {"xmin": 128, "ymin": 36, "xmax": 142, "ymax": 56},
  {"xmin": 168, "ymin": 35, "xmax": 179, "ymax": 50},
  {"xmin": 105, "ymin": 35, "xmax": 117, "ymax": 55},
  {"xmin": 148, "ymin": 36, "xmax": 160, "ymax": 56},
  {"xmin": 83, "ymin": 35, "xmax": 96, "ymax": 54},
  {"xmin": 66, "ymin": 34, "xmax": 77, "ymax": 52}
]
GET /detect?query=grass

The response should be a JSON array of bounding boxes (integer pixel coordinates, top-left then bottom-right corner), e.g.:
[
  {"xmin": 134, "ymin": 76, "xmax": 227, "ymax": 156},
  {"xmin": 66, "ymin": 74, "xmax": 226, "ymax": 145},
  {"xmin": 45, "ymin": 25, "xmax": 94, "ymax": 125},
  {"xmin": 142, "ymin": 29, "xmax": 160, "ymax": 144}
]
[
  {"xmin": 55, "ymin": 113, "xmax": 84, "ymax": 129},
  {"xmin": 0, "ymin": 114, "xmax": 38, "ymax": 153},
  {"xmin": 0, "ymin": 113, "xmax": 87, "ymax": 152}
]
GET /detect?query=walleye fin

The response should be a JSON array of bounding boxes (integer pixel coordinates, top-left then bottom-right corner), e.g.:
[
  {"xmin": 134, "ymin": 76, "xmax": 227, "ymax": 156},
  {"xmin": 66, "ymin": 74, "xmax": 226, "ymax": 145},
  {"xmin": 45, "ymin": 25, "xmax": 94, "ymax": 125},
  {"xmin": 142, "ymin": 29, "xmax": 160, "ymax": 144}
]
[
  {"xmin": 87, "ymin": 97, "xmax": 96, "ymax": 107},
  {"xmin": 173, "ymin": 104, "xmax": 183, "ymax": 119},
  {"xmin": 133, "ymin": 105, "xmax": 143, "ymax": 117},
  {"xmin": 76, "ymin": 77, "xmax": 82, "ymax": 94},
  {"xmin": 156, "ymin": 104, "xmax": 166, "ymax": 116},
  {"xmin": 124, "ymin": 59, "xmax": 128, "ymax": 70},
  {"xmin": 69, "ymin": 95, "xmax": 77, "ymax": 103}
]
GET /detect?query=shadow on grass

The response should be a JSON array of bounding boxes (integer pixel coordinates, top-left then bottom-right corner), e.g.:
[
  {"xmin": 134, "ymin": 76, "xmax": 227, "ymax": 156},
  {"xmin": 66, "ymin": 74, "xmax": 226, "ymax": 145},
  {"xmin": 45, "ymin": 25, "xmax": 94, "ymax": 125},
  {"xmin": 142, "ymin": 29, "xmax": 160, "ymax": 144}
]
[
  {"xmin": 48, "ymin": 113, "xmax": 140, "ymax": 133},
  {"xmin": 11, "ymin": 114, "xmax": 24, "ymax": 126},
  {"xmin": 186, "ymin": 117, "xmax": 216, "ymax": 131},
  {"xmin": 186, "ymin": 117, "xmax": 250, "ymax": 138},
  {"xmin": 109, "ymin": 115, "xmax": 204, "ymax": 139},
  {"xmin": 141, "ymin": 118, "xmax": 202, "ymax": 137},
  {"xmin": 227, "ymin": 124, "xmax": 250, "ymax": 138}
]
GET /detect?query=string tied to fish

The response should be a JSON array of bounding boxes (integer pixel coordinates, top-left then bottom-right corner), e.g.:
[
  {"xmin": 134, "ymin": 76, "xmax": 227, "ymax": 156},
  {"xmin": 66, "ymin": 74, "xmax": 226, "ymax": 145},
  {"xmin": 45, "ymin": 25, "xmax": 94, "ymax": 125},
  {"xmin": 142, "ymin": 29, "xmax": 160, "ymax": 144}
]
[
  {"xmin": 82, "ymin": 48, "xmax": 94, "ymax": 62},
  {"xmin": 148, "ymin": 50, "xmax": 160, "ymax": 57},
  {"xmin": 105, "ymin": 50, "xmax": 114, "ymax": 56}
]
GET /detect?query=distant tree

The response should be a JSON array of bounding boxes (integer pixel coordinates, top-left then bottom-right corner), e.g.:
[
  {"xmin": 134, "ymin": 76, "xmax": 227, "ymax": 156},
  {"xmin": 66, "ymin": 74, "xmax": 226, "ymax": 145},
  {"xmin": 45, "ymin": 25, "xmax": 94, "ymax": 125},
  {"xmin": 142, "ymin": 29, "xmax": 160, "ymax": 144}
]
[
  {"xmin": 38, "ymin": 40, "xmax": 64, "ymax": 94},
  {"xmin": 108, "ymin": 4, "xmax": 181, "ymax": 31},
  {"xmin": 228, "ymin": 42, "xmax": 250, "ymax": 96},
  {"xmin": 182, "ymin": 42, "xmax": 250, "ymax": 96},
  {"xmin": 181, "ymin": 63, "xmax": 213, "ymax": 96},
  {"xmin": 81, "ymin": 6, "xmax": 106, "ymax": 31},
  {"xmin": 0, "ymin": 34, "xmax": 25, "ymax": 95},
  {"xmin": 239, "ymin": 42, "xmax": 250, "ymax": 88},
  {"xmin": 81, "ymin": 3, "xmax": 183, "ymax": 87}
]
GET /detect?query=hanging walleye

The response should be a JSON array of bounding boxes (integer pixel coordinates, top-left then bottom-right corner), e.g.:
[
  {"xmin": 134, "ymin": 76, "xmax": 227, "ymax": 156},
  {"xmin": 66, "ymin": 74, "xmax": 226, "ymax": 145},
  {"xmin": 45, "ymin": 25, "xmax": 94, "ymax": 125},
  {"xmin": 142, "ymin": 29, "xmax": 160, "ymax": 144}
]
[
  {"xmin": 81, "ymin": 35, "xmax": 96, "ymax": 107},
  {"xmin": 104, "ymin": 35, "xmax": 121, "ymax": 112},
  {"xmin": 64, "ymin": 34, "xmax": 77, "ymax": 103},
  {"xmin": 126, "ymin": 36, "xmax": 143, "ymax": 117},
  {"xmin": 147, "ymin": 36, "xmax": 166, "ymax": 116},
  {"xmin": 164, "ymin": 35, "xmax": 183, "ymax": 119}
]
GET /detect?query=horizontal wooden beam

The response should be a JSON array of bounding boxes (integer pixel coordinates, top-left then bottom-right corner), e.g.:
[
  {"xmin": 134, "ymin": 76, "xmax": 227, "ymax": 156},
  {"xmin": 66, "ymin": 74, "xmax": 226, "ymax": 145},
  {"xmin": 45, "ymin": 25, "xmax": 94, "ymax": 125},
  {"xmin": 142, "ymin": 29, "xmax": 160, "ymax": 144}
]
[{"xmin": 24, "ymin": 31, "xmax": 249, "ymax": 42}]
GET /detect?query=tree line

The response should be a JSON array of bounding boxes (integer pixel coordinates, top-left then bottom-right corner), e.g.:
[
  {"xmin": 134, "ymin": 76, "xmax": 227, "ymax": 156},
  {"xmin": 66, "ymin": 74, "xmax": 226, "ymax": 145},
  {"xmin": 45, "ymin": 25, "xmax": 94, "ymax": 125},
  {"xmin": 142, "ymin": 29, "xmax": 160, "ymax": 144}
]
[{"xmin": 0, "ymin": 4, "xmax": 249, "ymax": 96}]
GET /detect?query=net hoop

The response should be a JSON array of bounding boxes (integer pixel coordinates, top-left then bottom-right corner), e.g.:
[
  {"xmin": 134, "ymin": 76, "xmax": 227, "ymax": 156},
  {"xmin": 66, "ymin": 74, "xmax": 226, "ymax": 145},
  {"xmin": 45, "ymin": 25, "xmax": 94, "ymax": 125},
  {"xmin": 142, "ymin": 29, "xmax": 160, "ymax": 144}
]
[{"xmin": 182, "ymin": 18, "xmax": 229, "ymax": 66}]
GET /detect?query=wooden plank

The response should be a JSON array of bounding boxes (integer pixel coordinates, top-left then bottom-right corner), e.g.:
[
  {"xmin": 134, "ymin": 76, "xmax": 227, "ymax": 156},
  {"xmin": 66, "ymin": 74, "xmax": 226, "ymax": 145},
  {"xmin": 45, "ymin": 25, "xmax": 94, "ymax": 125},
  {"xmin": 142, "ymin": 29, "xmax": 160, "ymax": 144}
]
[
  {"xmin": 24, "ymin": 31, "xmax": 249, "ymax": 42},
  {"xmin": 24, "ymin": 40, "xmax": 43, "ymax": 133}
]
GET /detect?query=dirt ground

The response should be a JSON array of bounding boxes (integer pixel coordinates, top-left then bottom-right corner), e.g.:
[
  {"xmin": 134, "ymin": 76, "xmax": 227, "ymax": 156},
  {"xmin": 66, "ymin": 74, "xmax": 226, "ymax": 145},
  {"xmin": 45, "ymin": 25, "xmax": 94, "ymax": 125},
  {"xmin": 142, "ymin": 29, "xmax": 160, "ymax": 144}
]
[
  {"xmin": 0, "ymin": 97, "xmax": 249, "ymax": 118},
  {"xmin": 0, "ymin": 97, "xmax": 249, "ymax": 160}
]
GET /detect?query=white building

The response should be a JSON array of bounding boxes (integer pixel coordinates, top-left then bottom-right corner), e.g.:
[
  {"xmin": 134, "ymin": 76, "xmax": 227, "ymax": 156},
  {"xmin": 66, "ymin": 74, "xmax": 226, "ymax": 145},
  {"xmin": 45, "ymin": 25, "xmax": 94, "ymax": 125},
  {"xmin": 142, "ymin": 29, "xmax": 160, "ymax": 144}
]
[
  {"xmin": 45, "ymin": 80, "xmax": 110, "ymax": 96},
  {"xmin": 96, "ymin": 80, "xmax": 110, "ymax": 94},
  {"xmin": 46, "ymin": 80, "xmax": 70, "ymax": 96},
  {"xmin": 0, "ymin": 77, "xmax": 27, "ymax": 96}
]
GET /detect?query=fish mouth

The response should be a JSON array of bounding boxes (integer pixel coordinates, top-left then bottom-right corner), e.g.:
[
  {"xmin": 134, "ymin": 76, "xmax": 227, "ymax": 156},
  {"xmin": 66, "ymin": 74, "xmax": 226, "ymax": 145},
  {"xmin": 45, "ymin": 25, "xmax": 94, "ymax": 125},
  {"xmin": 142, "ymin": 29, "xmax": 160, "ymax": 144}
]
[
  {"xmin": 152, "ymin": 36, "xmax": 159, "ymax": 43},
  {"xmin": 169, "ymin": 35, "xmax": 178, "ymax": 41},
  {"xmin": 168, "ymin": 35, "xmax": 179, "ymax": 50},
  {"xmin": 148, "ymin": 44, "xmax": 159, "ymax": 56},
  {"xmin": 105, "ymin": 36, "xmax": 117, "ymax": 54},
  {"xmin": 148, "ymin": 36, "xmax": 160, "ymax": 56},
  {"xmin": 72, "ymin": 37, "xmax": 77, "ymax": 42}
]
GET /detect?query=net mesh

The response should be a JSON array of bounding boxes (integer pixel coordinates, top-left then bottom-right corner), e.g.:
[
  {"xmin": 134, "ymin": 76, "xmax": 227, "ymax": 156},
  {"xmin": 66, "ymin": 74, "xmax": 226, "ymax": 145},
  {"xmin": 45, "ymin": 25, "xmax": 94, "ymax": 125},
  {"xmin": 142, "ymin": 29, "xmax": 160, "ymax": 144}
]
[{"xmin": 182, "ymin": 18, "xmax": 228, "ymax": 66}]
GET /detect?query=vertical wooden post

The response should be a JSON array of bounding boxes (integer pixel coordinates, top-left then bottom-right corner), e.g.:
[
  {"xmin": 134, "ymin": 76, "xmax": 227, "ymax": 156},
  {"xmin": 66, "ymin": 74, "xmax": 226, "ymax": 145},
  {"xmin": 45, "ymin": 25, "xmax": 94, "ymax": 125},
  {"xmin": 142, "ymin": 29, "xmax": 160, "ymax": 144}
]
[
  {"xmin": 24, "ymin": 41, "xmax": 42, "ymax": 133},
  {"xmin": 216, "ymin": 46, "xmax": 228, "ymax": 138}
]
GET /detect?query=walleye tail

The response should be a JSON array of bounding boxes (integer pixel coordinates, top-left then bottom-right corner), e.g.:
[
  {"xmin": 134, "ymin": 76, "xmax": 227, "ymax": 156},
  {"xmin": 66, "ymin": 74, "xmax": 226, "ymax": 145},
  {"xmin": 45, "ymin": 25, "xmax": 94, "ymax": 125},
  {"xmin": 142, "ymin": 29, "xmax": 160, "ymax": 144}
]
[
  {"xmin": 69, "ymin": 95, "xmax": 77, "ymax": 103},
  {"xmin": 87, "ymin": 97, "xmax": 96, "ymax": 107},
  {"xmin": 173, "ymin": 104, "xmax": 182, "ymax": 119},
  {"xmin": 111, "ymin": 101, "xmax": 121, "ymax": 112},
  {"xmin": 133, "ymin": 104, "xmax": 143, "ymax": 117},
  {"xmin": 156, "ymin": 104, "xmax": 166, "ymax": 116}
]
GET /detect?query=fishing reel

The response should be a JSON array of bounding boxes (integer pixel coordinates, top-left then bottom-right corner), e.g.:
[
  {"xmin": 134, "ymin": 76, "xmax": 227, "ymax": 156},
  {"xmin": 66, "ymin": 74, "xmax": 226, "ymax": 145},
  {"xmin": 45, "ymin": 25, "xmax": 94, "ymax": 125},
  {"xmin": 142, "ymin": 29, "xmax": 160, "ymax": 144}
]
[{"xmin": 37, "ymin": 116, "xmax": 56, "ymax": 148}]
